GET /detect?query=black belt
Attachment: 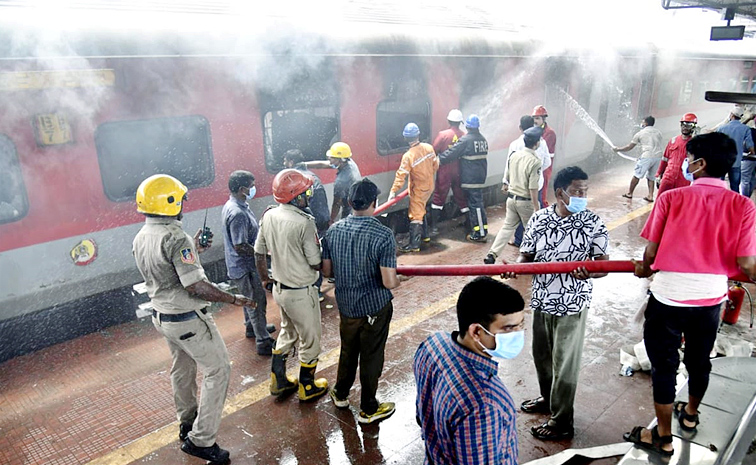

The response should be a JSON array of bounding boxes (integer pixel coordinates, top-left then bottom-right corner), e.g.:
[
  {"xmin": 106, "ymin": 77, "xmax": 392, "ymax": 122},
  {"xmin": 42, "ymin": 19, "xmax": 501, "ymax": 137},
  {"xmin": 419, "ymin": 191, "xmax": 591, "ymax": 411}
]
[
  {"xmin": 508, "ymin": 193, "xmax": 531, "ymax": 201},
  {"xmin": 277, "ymin": 282, "xmax": 312, "ymax": 291},
  {"xmin": 153, "ymin": 308, "xmax": 207, "ymax": 322},
  {"xmin": 743, "ymin": 156, "xmax": 756, "ymax": 162}
]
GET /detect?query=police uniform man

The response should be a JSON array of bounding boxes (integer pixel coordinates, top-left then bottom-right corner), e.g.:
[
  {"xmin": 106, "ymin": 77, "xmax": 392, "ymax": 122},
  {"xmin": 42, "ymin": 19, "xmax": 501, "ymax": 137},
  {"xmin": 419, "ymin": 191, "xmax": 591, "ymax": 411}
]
[
  {"xmin": 438, "ymin": 114, "xmax": 490, "ymax": 242},
  {"xmin": 254, "ymin": 169, "xmax": 329, "ymax": 402},
  {"xmin": 132, "ymin": 174, "xmax": 254, "ymax": 465}
]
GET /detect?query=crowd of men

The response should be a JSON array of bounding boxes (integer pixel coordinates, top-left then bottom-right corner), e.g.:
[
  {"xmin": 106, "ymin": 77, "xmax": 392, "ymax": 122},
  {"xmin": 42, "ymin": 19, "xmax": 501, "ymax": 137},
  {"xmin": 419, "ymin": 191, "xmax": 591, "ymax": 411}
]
[{"xmin": 131, "ymin": 102, "xmax": 756, "ymax": 464}]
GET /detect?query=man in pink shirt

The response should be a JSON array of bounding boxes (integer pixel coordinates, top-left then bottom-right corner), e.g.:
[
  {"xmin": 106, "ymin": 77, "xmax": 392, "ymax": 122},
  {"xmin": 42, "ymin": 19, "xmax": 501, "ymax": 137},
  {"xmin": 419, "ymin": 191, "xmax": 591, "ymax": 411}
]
[{"xmin": 624, "ymin": 132, "xmax": 756, "ymax": 458}]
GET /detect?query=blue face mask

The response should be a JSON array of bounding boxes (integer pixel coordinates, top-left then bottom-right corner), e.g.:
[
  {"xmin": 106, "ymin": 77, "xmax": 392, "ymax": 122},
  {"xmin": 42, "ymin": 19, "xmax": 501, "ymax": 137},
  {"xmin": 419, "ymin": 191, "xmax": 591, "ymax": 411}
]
[
  {"xmin": 565, "ymin": 196, "xmax": 588, "ymax": 214},
  {"xmin": 681, "ymin": 158, "xmax": 701, "ymax": 182},
  {"xmin": 246, "ymin": 186, "xmax": 256, "ymax": 200},
  {"xmin": 477, "ymin": 325, "xmax": 525, "ymax": 359}
]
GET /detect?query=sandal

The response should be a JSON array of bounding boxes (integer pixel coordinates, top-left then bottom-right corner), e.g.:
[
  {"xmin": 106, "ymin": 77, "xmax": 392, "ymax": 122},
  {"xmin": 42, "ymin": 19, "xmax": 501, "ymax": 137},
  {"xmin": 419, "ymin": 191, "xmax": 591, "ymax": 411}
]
[
  {"xmin": 530, "ymin": 421, "xmax": 575, "ymax": 441},
  {"xmin": 674, "ymin": 401, "xmax": 700, "ymax": 431},
  {"xmin": 622, "ymin": 193, "xmax": 633, "ymax": 199},
  {"xmin": 623, "ymin": 425, "xmax": 674, "ymax": 457},
  {"xmin": 643, "ymin": 197, "xmax": 654, "ymax": 202},
  {"xmin": 521, "ymin": 397, "xmax": 550, "ymax": 414}
]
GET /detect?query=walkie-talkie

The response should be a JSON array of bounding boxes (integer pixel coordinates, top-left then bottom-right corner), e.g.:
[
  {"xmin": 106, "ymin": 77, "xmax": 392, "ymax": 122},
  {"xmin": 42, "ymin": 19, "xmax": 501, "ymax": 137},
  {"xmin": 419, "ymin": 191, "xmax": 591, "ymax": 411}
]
[{"xmin": 198, "ymin": 208, "xmax": 212, "ymax": 248}]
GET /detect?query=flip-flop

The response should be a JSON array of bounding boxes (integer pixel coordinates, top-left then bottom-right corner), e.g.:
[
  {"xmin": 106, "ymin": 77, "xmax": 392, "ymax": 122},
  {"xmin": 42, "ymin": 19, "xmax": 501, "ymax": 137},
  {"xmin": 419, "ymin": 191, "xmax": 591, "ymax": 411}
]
[
  {"xmin": 621, "ymin": 193, "xmax": 633, "ymax": 199},
  {"xmin": 520, "ymin": 397, "xmax": 550, "ymax": 414},
  {"xmin": 643, "ymin": 197, "xmax": 654, "ymax": 202}
]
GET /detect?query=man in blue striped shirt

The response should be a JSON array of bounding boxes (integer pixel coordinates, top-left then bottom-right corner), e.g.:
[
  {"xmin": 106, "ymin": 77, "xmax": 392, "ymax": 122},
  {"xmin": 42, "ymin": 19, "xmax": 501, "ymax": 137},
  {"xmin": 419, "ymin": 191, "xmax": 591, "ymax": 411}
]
[
  {"xmin": 322, "ymin": 178, "xmax": 400, "ymax": 424},
  {"xmin": 414, "ymin": 277, "xmax": 524, "ymax": 465}
]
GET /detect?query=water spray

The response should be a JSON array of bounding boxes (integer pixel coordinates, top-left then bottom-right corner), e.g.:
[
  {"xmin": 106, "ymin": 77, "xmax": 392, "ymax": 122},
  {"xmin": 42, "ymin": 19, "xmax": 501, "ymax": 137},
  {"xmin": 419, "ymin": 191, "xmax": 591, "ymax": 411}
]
[{"xmin": 558, "ymin": 88, "xmax": 637, "ymax": 162}]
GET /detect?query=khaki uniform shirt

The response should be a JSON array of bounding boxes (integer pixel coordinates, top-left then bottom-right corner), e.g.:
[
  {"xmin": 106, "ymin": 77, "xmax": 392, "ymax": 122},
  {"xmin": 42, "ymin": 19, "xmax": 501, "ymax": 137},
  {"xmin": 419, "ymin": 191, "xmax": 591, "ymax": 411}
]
[
  {"xmin": 254, "ymin": 204, "xmax": 321, "ymax": 288},
  {"xmin": 505, "ymin": 148, "xmax": 541, "ymax": 198},
  {"xmin": 390, "ymin": 142, "xmax": 439, "ymax": 195},
  {"xmin": 132, "ymin": 217, "xmax": 209, "ymax": 314}
]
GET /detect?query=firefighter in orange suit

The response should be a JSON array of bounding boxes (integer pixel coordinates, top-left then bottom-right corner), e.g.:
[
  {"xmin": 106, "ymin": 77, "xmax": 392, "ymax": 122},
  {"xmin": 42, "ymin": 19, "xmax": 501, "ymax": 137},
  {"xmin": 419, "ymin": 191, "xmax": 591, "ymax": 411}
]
[{"xmin": 388, "ymin": 123, "xmax": 439, "ymax": 252}]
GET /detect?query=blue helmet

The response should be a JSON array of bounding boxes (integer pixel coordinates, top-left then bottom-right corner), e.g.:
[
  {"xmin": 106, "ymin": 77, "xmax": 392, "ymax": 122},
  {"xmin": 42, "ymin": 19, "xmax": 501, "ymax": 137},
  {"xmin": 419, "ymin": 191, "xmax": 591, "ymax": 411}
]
[
  {"xmin": 465, "ymin": 114, "xmax": 480, "ymax": 129},
  {"xmin": 402, "ymin": 122, "xmax": 420, "ymax": 138}
]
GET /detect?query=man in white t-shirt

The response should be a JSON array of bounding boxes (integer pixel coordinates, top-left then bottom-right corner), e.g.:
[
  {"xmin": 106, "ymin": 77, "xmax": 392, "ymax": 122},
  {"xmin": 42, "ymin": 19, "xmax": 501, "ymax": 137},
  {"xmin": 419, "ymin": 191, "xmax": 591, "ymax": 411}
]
[
  {"xmin": 501, "ymin": 115, "xmax": 551, "ymax": 248},
  {"xmin": 613, "ymin": 116, "xmax": 664, "ymax": 202}
]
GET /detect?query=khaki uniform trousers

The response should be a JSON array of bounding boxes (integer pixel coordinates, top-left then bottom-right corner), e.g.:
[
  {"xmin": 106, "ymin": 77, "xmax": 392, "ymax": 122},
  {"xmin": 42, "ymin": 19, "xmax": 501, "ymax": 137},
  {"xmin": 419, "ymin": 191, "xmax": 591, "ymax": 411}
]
[
  {"xmin": 489, "ymin": 197, "xmax": 536, "ymax": 258},
  {"xmin": 273, "ymin": 283, "xmax": 322, "ymax": 363},
  {"xmin": 152, "ymin": 310, "xmax": 231, "ymax": 448}
]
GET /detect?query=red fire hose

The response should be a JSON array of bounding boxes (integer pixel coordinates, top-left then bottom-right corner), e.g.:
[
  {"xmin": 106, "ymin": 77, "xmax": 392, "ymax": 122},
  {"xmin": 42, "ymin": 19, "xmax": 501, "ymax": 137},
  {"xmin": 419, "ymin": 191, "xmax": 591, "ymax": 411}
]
[
  {"xmin": 397, "ymin": 260, "xmax": 635, "ymax": 276},
  {"xmin": 374, "ymin": 189, "xmax": 409, "ymax": 216},
  {"xmin": 397, "ymin": 260, "xmax": 753, "ymax": 282}
]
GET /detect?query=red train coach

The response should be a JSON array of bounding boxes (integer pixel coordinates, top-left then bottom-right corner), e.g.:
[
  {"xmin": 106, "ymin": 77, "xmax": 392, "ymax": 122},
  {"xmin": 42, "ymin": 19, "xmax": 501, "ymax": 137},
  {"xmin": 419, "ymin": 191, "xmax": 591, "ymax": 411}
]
[{"xmin": 0, "ymin": 20, "xmax": 752, "ymax": 361}]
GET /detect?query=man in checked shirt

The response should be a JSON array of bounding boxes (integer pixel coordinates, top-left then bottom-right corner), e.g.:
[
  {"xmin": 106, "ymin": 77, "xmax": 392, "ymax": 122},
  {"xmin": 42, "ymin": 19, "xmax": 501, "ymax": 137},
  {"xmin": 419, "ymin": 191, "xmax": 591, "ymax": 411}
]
[
  {"xmin": 414, "ymin": 277, "xmax": 524, "ymax": 465},
  {"xmin": 322, "ymin": 178, "xmax": 401, "ymax": 424}
]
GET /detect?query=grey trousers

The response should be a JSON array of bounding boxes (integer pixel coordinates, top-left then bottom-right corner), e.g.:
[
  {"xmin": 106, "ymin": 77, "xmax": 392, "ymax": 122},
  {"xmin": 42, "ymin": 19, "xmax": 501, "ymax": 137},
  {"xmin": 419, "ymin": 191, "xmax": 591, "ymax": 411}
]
[
  {"xmin": 532, "ymin": 308, "xmax": 588, "ymax": 428},
  {"xmin": 232, "ymin": 271, "xmax": 273, "ymax": 349},
  {"xmin": 152, "ymin": 310, "xmax": 231, "ymax": 447}
]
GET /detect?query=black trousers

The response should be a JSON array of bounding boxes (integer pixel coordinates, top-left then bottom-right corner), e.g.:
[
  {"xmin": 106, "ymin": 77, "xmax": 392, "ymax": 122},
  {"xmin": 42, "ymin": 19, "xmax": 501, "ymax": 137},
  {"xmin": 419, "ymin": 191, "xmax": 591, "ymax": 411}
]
[
  {"xmin": 644, "ymin": 294, "xmax": 721, "ymax": 405},
  {"xmin": 463, "ymin": 188, "xmax": 488, "ymax": 238},
  {"xmin": 334, "ymin": 301, "xmax": 393, "ymax": 414}
]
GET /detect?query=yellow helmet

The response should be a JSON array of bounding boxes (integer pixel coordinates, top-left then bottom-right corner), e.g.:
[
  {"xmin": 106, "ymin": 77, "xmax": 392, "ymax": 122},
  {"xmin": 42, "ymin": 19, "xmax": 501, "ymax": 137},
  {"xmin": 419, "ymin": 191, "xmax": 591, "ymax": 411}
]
[
  {"xmin": 326, "ymin": 141, "xmax": 352, "ymax": 159},
  {"xmin": 136, "ymin": 174, "xmax": 188, "ymax": 216}
]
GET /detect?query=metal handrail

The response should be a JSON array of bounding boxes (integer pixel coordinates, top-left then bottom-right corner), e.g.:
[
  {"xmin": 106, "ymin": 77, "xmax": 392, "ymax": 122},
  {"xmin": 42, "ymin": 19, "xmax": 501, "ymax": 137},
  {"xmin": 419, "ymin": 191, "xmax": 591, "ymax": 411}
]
[{"xmin": 713, "ymin": 390, "xmax": 756, "ymax": 465}]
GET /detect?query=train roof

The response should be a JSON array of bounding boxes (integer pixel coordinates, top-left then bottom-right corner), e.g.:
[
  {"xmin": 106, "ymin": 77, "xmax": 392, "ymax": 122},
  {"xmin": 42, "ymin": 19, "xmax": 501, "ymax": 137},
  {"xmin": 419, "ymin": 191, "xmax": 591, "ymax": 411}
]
[{"xmin": 0, "ymin": 1, "xmax": 755, "ymax": 61}]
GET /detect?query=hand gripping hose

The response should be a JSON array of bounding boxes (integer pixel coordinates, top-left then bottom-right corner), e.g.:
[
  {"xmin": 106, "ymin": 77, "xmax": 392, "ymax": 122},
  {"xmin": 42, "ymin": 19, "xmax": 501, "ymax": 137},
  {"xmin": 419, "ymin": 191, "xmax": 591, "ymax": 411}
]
[{"xmin": 373, "ymin": 189, "xmax": 409, "ymax": 216}]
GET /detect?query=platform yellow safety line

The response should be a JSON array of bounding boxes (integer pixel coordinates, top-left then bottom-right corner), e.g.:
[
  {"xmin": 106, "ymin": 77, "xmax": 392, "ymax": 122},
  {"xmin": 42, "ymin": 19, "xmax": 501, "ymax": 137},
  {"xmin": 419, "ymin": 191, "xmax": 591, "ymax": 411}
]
[{"xmin": 87, "ymin": 203, "xmax": 652, "ymax": 465}]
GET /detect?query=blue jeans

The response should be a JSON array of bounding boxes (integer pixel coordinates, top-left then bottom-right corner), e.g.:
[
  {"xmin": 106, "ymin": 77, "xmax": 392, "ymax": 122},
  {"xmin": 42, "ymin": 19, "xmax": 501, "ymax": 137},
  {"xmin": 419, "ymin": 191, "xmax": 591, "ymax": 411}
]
[{"xmin": 741, "ymin": 159, "xmax": 756, "ymax": 197}]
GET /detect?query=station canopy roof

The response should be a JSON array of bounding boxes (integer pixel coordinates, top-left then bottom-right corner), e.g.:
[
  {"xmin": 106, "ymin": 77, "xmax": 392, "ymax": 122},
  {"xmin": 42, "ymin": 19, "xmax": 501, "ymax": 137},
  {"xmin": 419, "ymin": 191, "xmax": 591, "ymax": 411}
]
[{"xmin": 662, "ymin": 0, "xmax": 756, "ymax": 22}]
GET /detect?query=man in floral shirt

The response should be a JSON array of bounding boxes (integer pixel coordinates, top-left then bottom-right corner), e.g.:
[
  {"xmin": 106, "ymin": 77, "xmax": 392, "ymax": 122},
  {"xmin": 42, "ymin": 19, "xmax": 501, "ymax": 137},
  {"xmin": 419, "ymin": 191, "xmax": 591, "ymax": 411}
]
[{"xmin": 503, "ymin": 166, "xmax": 609, "ymax": 441}]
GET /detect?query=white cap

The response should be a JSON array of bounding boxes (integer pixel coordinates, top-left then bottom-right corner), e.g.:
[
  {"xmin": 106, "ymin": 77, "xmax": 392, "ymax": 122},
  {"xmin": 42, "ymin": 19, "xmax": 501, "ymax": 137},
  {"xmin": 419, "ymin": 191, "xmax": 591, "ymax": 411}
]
[
  {"xmin": 446, "ymin": 109, "xmax": 463, "ymax": 123},
  {"xmin": 732, "ymin": 104, "xmax": 745, "ymax": 118}
]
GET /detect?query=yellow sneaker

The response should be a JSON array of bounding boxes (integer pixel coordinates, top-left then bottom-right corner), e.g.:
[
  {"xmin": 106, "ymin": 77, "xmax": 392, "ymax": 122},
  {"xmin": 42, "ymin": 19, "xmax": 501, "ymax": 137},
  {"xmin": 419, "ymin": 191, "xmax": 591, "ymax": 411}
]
[{"xmin": 357, "ymin": 402, "xmax": 395, "ymax": 424}]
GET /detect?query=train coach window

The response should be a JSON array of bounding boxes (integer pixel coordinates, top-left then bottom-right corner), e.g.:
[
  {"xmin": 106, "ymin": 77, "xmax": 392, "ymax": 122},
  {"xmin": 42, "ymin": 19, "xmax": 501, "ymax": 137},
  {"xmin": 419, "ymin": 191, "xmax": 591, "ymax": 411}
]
[
  {"xmin": 678, "ymin": 80, "xmax": 693, "ymax": 106},
  {"xmin": 95, "ymin": 115, "xmax": 214, "ymax": 202},
  {"xmin": 741, "ymin": 76, "xmax": 752, "ymax": 93},
  {"xmin": 656, "ymin": 81, "xmax": 674, "ymax": 110},
  {"xmin": 0, "ymin": 135, "xmax": 29, "ymax": 224},
  {"xmin": 376, "ymin": 98, "xmax": 431, "ymax": 155},
  {"xmin": 262, "ymin": 106, "xmax": 340, "ymax": 172}
]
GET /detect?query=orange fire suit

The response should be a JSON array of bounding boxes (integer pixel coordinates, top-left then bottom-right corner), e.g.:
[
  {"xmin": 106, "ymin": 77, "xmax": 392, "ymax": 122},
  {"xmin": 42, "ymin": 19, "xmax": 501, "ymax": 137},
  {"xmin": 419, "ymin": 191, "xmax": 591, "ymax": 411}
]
[{"xmin": 390, "ymin": 141, "xmax": 439, "ymax": 222}]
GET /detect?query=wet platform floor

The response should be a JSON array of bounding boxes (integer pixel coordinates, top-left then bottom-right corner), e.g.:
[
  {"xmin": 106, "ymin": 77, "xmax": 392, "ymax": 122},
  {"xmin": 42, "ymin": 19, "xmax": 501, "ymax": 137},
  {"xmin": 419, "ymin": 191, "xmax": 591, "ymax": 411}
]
[{"xmin": 1, "ymin": 165, "xmax": 755, "ymax": 465}]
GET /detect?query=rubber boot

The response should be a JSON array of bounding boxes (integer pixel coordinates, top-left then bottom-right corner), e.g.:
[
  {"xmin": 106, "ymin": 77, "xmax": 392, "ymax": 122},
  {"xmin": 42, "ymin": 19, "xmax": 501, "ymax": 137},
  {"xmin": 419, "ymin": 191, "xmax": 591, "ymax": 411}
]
[
  {"xmin": 399, "ymin": 223, "xmax": 422, "ymax": 253},
  {"xmin": 298, "ymin": 361, "xmax": 329, "ymax": 402},
  {"xmin": 421, "ymin": 216, "xmax": 431, "ymax": 243},
  {"xmin": 270, "ymin": 351, "xmax": 298, "ymax": 399},
  {"xmin": 429, "ymin": 209, "xmax": 441, "ymax": 237}
]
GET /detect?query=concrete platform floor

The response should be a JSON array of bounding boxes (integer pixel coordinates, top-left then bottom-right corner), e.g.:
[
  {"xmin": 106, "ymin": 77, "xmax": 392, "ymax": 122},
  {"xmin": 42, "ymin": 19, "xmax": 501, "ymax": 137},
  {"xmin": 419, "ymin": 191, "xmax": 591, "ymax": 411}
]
[{"xmin": 1, "ymin": 165, "xmax": 755, "ymax": 465}]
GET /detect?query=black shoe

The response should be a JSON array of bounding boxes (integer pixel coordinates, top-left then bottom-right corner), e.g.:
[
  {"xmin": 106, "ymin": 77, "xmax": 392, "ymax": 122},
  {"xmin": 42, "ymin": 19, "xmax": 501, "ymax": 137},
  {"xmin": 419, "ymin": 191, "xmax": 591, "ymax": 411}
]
[
  {"xmin": 483, "ymin": 253, "xmax": 496, "ymax": 265},
  {"xmin": 179, "ymin": 422, "xmax": 192, "ymax": 442},
  {"xmin": 257, "ymin": 339, "xmax": 275, "ymax": 356},
  {"xmin": 466, "ymin": 234, "xmax": 487, "ymax": 243},
  {"xmin": 266, "ymin": 324, "xmax": 276, "ymax": 333},
  {"xmin": 181, "ymin": 439, "xmax": 230, "ymax": 464},
  {"xmin": 178, "ymin": 412, "xmax": 197, "ymax": 441},
  {"xmin": 245, "ymin": 326, "xmax": 255, "ymax": 339}
]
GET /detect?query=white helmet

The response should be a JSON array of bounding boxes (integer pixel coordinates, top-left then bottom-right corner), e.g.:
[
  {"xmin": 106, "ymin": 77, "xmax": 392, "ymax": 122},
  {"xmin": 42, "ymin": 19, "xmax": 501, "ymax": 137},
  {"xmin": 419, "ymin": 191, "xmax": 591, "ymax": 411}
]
[{"xmin": 446, "ymin": 109, "xmax": 464, "ymax": 123}]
